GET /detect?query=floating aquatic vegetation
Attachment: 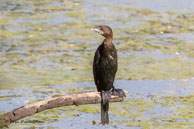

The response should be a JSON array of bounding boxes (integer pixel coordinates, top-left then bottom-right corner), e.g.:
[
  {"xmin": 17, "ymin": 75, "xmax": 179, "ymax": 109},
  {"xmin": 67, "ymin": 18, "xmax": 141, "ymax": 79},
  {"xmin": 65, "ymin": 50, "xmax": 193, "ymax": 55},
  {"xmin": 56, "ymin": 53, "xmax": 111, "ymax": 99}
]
[{"xmin": 0, "ymin": 0, "xmax": 194, "ymax": 128}]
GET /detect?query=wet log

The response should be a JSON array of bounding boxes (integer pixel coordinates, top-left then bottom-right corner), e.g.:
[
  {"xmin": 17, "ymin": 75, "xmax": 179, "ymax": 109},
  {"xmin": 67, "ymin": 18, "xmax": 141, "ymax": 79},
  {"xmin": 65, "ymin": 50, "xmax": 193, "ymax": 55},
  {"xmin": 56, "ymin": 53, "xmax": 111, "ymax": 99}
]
[{"xmin": 0, "ymin": 91, "xmax": 124, "ymax": 128}]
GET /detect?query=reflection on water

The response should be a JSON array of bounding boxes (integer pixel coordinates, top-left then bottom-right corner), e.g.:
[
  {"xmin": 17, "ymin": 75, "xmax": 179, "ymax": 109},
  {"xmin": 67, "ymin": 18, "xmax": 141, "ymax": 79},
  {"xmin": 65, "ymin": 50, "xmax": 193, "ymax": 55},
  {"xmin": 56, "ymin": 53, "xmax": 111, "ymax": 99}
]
[{"xmin": 0, "ymin": 0, "xmax": 194, "ymax": 128}]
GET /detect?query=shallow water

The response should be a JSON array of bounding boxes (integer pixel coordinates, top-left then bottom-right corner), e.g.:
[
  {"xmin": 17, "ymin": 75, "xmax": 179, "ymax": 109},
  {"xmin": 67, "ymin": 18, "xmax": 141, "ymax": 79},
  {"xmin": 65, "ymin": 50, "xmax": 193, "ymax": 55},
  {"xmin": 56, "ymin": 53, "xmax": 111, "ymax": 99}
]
[
  {"xmin": 0, "ymin": 0, "xmax": 194, "ymax": 128},
  {"xmin": 1, "ymin": 79, "xmax": 194, "ymax": 128}
]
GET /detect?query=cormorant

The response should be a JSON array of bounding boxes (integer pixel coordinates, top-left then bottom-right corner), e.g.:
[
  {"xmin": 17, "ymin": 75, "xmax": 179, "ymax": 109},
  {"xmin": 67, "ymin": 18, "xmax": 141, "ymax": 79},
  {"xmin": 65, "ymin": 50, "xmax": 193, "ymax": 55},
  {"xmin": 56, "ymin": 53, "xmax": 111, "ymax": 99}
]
[{"xmin": 91, "ymin": 25, "xmax": 126, "ymax": 125}]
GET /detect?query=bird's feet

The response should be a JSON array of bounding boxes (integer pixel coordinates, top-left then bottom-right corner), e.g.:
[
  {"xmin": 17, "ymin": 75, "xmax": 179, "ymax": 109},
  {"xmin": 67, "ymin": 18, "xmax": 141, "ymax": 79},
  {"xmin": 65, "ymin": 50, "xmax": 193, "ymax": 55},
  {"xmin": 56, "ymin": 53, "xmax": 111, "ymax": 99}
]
[
  {"xmin": 101, "ymin": 90, "xmax": 111, "ymax": 105},
  {"xmin": 112, "ymin": 88, "xmax": 126, "ymax": 98}
]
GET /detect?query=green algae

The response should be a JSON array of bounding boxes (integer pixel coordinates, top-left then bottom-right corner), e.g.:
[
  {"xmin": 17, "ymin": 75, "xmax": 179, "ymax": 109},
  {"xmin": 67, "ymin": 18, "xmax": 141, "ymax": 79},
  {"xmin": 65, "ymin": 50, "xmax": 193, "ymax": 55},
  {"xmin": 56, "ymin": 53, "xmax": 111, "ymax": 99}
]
[
  {"xmin": 0, "ymin": 30, "xmax": 15, "ymax": 38},
  {"xmin": 0, "ymin": 0, "xmax": 194, "ymax": 128},
  {"xmin": 111, "ymin": 99, "xmax": 154, "ymax": 119},
  {"xmin": 66, "ymin": 105, "xmax": 100, "ymax": 114},
  {"xmin": 118, "ymin": 57, "xmax": 194, "ymax": 80},
  {"xmin": 78, "ymin": 106, "xmax": 99, "ymax": 114},
  {"xmin": 1, "ymin": 9, "xmax": 194, "ymax": 88},
  {"xmin": 111, "ymin": 93, "xmax": 194, "ymax": 129}
]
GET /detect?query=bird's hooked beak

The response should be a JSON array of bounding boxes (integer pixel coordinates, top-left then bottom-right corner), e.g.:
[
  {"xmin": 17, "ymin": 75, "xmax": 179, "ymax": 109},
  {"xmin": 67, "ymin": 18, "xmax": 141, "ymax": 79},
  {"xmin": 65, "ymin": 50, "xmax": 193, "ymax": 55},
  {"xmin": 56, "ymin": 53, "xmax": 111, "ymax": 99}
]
[{"xmin": 91, "ymin": 27, "xmax": 104, "ymax": 35}]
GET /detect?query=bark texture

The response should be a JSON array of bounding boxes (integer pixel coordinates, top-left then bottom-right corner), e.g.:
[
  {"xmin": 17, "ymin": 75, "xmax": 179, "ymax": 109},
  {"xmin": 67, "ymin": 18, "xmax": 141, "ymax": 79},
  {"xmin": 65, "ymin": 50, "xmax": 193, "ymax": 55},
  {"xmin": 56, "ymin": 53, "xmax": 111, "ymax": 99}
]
[{"xmin": 0, "ymin": 91, "xmax": 124, "ymax": 128}]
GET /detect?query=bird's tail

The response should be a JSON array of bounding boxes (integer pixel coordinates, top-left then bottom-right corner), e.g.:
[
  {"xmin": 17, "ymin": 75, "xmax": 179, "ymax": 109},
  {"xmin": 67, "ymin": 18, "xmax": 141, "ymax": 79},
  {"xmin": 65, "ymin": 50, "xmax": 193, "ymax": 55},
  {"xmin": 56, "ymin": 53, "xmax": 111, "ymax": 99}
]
[
  {"xmin": 100, "ymin": 91, "xmax": 111, "ymax": 125},
  {"xmin": 101, "ymin": 101, "xmax": 109, "ymax": 125}
]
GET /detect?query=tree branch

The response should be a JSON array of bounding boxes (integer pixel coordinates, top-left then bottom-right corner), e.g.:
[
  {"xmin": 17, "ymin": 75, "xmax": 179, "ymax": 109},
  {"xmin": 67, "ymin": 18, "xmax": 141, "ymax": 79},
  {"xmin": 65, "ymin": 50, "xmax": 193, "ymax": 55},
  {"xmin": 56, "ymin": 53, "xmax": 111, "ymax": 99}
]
[{"xmin": 0, "ymin": 91, "xmax": 124, "ymax": 128}]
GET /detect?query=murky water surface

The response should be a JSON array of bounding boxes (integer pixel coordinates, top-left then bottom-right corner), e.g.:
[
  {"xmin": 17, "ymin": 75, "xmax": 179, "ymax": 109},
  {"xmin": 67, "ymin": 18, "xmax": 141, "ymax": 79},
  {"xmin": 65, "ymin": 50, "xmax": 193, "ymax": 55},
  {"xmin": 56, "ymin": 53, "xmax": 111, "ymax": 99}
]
[{"xmin": 0, "ymin": 0, "xmax": 194, "ymax": 128}]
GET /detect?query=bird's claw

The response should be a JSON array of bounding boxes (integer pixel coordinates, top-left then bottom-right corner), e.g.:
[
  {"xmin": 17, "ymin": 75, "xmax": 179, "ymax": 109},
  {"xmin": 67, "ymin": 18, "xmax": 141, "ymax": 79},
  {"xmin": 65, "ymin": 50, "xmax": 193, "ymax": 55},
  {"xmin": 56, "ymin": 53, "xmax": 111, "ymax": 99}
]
[{"xmin": 112, "ymin": 88, "xmax": 126, "ymax": 98}]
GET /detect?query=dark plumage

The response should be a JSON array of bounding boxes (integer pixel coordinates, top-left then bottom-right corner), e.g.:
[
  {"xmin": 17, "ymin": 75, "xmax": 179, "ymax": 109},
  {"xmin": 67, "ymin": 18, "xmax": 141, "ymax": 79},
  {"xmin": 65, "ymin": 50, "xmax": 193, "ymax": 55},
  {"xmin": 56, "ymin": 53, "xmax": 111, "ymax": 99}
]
[
  {"xmin": 93, "ymin": 25, "xmax": 117, "ymax": 92},
  {"xmin": 92, "ymin": 25, "xmax": 125, "ymax": 125}
]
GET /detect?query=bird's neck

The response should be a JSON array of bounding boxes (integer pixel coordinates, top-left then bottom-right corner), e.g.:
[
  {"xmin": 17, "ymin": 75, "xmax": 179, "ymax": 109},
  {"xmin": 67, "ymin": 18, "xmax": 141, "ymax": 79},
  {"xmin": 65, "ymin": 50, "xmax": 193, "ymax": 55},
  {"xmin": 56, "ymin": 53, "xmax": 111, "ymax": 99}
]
[{"xmin": 103, "ymin": 37, "xmax": 112, "ymax": 45}]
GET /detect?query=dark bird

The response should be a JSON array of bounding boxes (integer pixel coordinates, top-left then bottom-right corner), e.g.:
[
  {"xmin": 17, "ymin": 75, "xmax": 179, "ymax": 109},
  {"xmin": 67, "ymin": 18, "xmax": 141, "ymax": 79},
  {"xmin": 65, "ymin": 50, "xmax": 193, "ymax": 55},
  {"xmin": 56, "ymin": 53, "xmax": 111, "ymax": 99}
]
[{"xmin": 91, "ymin": 25, "xmax": 126, "ymax": 125}]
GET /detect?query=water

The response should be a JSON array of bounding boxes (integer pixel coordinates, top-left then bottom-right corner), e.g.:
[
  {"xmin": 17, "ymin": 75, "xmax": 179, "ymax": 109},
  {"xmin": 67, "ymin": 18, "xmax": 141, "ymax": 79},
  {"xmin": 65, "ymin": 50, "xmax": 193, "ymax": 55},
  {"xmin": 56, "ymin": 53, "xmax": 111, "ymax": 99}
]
[
  {"xmin": 1, "ymin": 79, "xmax": 194, "ymax": 128},
  {"xmin": 0, "ymin": 0, "xmax": 194, "ymax": 128}
]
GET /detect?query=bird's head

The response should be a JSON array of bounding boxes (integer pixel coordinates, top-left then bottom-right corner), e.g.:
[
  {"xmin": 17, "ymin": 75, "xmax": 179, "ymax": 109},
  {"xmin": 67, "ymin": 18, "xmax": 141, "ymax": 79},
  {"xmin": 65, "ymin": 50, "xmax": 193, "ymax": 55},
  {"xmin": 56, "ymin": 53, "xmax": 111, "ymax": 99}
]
[{"xmin": 91, "ymin": 25, "xmax": 113, "ymax": 38}]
